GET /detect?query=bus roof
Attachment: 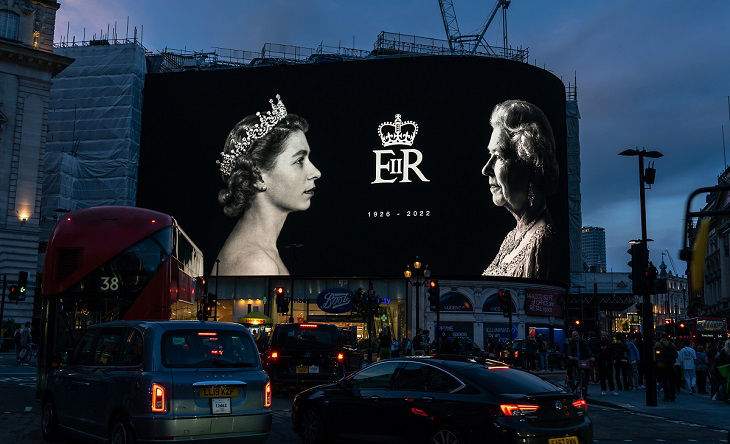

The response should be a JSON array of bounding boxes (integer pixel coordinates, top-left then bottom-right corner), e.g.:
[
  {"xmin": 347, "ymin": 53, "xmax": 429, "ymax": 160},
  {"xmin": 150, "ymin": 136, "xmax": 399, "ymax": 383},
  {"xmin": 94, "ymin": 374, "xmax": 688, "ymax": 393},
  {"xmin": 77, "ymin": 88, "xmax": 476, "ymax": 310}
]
[{"xmin": 43, "ymin": 206, "xmax": 174, "ymax": 295}]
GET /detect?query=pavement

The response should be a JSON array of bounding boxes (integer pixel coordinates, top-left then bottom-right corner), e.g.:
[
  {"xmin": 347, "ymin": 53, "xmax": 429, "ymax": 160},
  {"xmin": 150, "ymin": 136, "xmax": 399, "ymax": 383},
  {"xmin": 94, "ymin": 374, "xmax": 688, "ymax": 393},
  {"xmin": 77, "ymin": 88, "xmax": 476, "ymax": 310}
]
[{"xmin": 586, "ymin": 383, "xmax": 730, "ymax": 431}]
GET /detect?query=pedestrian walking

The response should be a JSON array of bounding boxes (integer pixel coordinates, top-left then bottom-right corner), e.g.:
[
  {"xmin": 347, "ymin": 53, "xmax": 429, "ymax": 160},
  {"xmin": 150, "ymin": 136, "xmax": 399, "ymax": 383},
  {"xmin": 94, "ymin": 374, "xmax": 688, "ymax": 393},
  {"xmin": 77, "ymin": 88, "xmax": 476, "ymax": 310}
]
[
  {"xmin": 626, "ymin": 335, "xmax": 641, "ymax": 390},
  {"xmin": 13, "ymin": 326, "xmax": 22, "ymax": 365},
  {"xmin": 596, "ymin": 332, "xmax": 617, "ymax": 395},
  {"xmin": 403, "ymin": 337, "xmax": 412, "ymax": 356},
  {"xmin": 412, "ymin": 330, "xmax": 424, "ymax": 356},
  {"xmin": 526, "ymin": 335, "xmax": 538, "ymax": 371},
  {"xmin": 378, "ymin": 325, "xmax": 392, "ymax": 360},
  {"xmin": 712, "ymin": 340, "xmax": 730, "ymax": 401},
  {"xmin": 695, "ymin": 345, "xmax": 709, "ymax": 394},
  {"xmin": 537, "ymin": 334, "xmax": 549, "ymax": 371},
  {"xmin": 678, "ymin": 341, "xmax": 697, "ymax": 393},
  {"xmin": 391, "ymin": 338, "xmax": 400, "ymax": 357},
  {"xmin": 657, "ymin": 335, "xmax": 678, "ymax": 401},
  {"xmin": 611, "ymin": 334, "xmax": 629, "ymax": 390}
]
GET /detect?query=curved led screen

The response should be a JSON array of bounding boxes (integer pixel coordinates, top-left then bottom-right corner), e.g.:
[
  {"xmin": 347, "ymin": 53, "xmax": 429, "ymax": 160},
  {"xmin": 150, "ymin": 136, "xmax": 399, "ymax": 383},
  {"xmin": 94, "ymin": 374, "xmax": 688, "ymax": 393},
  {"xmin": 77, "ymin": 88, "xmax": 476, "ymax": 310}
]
[{"xmin": 138, "ymin": 55, "xmax": 568, "ymax": 284}]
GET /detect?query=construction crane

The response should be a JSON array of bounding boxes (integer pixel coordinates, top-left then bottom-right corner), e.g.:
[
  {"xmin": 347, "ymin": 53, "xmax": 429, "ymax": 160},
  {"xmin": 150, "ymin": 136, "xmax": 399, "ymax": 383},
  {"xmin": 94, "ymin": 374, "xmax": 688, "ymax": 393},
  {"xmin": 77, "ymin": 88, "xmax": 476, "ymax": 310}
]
[
  {"xmin": 437, "ymin": 0, "xmax": 511, "ymax": 56},
  {"xmin": 662, "ymin": 248, "xmax": 680, "ymax": 276}
]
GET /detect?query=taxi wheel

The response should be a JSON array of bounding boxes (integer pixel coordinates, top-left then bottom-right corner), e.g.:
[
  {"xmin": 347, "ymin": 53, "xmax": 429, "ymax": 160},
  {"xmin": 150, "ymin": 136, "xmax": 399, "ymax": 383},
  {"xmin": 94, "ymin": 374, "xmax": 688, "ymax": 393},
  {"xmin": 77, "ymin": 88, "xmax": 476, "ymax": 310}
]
[
  {"xmin": 110, "ymin": 415, "xmax": 136, "ymax": 444},
  {"xmin": 300, "ymin": 408, "xmax": 327, "ymax": 444},
  {"xmin": 430, "ymin": 426, "xmax": 463, "ymax": 444},
  {"xmin": 41, "ymin": 398, "xmax": 59, "ymax": 441}
]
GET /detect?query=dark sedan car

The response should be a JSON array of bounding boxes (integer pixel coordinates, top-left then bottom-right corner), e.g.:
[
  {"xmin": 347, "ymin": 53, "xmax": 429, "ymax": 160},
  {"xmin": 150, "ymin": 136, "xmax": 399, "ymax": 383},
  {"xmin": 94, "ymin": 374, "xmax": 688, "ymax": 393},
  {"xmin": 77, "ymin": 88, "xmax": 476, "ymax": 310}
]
[{"xmin": 292, "ymin": 357, "xmax": 591, "ymax": 444}]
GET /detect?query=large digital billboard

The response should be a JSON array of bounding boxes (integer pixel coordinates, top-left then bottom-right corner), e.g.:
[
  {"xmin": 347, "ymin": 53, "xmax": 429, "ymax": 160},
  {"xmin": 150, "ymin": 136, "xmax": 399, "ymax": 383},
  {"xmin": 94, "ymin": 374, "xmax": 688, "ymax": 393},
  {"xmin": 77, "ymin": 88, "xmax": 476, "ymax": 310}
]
[{"xmin": 138, "ymin": 55, "xmax": 568, "ymax": 283}]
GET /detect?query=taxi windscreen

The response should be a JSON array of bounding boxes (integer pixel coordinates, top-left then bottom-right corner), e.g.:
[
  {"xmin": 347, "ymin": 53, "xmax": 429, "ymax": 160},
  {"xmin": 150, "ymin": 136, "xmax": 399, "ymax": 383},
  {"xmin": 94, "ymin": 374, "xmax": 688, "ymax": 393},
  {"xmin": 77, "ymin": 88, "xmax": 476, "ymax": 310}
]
[{"xmin": 163, "ymin": 330, "xmax": 259, "ymax": 368}]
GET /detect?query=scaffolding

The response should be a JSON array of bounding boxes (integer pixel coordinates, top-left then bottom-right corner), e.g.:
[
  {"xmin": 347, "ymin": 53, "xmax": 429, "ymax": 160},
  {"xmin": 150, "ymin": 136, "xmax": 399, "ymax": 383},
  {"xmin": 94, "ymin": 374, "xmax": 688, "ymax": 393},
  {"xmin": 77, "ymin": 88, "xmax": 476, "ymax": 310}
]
[{"xmin": 372, "ymin": 31, "xmax": 528, "ymax": 62}]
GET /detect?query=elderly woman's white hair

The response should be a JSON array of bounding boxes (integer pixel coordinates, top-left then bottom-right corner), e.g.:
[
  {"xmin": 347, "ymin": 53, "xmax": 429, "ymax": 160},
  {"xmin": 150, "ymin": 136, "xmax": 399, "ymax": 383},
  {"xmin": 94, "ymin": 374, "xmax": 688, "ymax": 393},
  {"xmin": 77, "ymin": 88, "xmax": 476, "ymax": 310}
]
[{"xmin": 489, "ymin": 99, "xmax": 559, "ymax": 196}]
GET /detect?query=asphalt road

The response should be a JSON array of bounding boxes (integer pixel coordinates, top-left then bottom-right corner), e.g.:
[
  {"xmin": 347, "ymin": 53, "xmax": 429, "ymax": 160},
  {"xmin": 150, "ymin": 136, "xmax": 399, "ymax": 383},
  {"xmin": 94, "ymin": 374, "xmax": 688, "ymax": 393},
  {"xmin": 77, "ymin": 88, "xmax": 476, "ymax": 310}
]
[{"xmin": 0, "ymin": 355, "xmax": 727, "ymax": 444}]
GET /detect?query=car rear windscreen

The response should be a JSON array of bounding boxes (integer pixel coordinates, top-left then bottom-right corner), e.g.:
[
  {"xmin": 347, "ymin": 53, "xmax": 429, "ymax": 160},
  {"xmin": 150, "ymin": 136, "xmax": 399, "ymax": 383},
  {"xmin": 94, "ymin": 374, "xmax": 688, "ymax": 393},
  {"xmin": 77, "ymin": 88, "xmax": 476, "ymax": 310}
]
[
  {"xmin": 273, "ymin": 324, "xmax": 339, "ymax": 350},
  {"xmin": 163, "ymin": 330, "xmax": 259, "ymax": 368},
  {"xmin": 466, "ymin": 367, "xmax": 563, "ymax": 395}
]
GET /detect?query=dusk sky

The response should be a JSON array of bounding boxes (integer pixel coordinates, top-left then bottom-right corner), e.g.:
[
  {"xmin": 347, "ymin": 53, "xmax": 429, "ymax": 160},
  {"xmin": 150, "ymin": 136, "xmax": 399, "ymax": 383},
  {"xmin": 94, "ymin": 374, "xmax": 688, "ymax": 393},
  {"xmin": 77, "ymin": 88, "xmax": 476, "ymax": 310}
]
[{"xmin": 54, "ymin": 0, "xmax": 730, "ymax": 275}]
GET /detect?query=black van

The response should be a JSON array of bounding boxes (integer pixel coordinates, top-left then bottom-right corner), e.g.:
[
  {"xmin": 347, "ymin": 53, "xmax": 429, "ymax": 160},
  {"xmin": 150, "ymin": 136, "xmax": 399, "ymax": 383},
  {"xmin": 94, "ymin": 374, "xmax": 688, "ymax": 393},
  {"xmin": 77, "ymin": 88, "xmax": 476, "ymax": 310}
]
[{"xmin": 263, "ymin": 323, "xmax": 346, "ymax": 386}]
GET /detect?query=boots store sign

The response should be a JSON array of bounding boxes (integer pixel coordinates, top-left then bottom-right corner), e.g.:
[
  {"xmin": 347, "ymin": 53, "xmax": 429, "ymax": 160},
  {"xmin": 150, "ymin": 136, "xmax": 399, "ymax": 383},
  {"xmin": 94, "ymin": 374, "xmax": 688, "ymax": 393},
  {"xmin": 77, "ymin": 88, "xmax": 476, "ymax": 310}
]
[{"xmin": 316, "ymin": 289, "xmax": 354, "ymax": 313}]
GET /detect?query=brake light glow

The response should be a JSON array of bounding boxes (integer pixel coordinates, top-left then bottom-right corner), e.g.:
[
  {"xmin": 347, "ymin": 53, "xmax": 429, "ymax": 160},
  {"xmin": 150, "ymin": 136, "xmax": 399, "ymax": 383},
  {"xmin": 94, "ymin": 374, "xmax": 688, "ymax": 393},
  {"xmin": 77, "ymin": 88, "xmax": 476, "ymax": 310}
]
[
  {"xmin": 572, "ymin": 399, "xmax": 587, "ymax": 412},
  {"xmin": 151, "ymin": 383, "xmax": 166, "ymax": 413},
  {"xmin": 300, "ymin": 324, "xmax": 318, "ymax": 328},
  {"xmin": 487, "ymin": 366, "xmax": 509, "ymax": 370},
  {"xmin": 265, "ymin": 381, "xmax": 272, "ymax": 408},
  {"xmin": 151, "ymin": 219, "xmax": 156, "ymax": 223},
  {"xmin": 198, "ymin": 332, "xmax": 217, "ymax": 336},
  {"xmin": 270, "ymin": 351, "xmax": 278, "ymax": 359},
  {"xmin": 411, "ymin": 408, "xmax": 431, "ymax": 418},
  {"xmin": 337, "ymin": 352, "xmax": 345, "ymax": 361},
  {"xmin": 66, "ymin": 217, "xmax": 72, "ymax": 221},
  {"xmin": 499, "ymin": 404, "xmax": 539, "ymax": 416}
]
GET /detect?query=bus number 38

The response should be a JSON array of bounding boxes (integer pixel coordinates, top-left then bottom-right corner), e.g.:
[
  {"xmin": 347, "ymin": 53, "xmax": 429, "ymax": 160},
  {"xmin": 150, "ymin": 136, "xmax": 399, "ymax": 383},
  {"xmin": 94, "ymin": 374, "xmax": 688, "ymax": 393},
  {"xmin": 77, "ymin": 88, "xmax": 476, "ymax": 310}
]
[{"xmin": 100, "ymin": 276, "xmax": 120, "ymax": 291}]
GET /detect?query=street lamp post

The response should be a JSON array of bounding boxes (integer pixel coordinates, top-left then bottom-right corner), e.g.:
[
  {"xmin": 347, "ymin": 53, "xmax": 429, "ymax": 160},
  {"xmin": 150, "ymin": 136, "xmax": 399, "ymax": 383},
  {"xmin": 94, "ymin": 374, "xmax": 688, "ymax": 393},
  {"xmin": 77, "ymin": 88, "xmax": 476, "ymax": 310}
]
[
  {"xmin": 619, "ymin": 147, "xmax": 663, "ymax": 407},
  {"xmin": 404, "ymin": 257, "xmax": 431, "ymax": 338}
]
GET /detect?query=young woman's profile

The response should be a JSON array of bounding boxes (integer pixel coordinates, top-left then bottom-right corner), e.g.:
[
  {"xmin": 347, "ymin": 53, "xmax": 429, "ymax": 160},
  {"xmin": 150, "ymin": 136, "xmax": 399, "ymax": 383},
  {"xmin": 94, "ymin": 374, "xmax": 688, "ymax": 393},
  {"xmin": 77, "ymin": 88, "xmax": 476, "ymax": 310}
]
[{"xmin": 215, "ymin": 94, "xmax": 321, "ymax": 276}]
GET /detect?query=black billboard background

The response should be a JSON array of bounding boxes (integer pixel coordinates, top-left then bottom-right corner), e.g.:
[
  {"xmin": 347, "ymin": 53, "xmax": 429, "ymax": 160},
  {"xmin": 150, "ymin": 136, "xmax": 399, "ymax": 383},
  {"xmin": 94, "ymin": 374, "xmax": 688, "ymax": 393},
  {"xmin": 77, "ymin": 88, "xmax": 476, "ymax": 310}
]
[{"xmin": 138, "ymin": 56, "xmax": 568, "ymax": 283}]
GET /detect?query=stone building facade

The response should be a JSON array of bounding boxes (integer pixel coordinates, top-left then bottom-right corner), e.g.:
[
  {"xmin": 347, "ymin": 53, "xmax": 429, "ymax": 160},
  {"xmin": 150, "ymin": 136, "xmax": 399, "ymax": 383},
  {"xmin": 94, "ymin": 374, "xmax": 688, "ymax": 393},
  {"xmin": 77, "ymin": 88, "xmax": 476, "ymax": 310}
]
[{"xmin": 0, "ymin": 0, "xmax": 71, "ymax": 324}]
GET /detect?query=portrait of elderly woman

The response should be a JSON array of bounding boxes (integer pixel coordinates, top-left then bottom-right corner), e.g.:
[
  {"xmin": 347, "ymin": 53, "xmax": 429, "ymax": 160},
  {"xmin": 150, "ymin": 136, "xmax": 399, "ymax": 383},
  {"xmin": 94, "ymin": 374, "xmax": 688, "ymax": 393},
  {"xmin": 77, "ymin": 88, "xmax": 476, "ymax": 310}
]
[
  {"xmin": 481, "ymin": 99, "xmax": 559, "ymax": 280},
  {"xmin": 215, "ymin": 94, "xmax": 321, "ymax": 276}
]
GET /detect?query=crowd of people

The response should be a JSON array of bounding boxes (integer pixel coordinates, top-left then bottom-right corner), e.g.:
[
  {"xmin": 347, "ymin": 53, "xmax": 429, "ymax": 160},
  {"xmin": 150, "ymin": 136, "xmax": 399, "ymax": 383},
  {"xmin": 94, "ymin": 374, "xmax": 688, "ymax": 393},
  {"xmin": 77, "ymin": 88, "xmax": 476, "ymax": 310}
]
[{"xmin": 565, "ymin": 330, "xmax": 730, "ymax": 401}]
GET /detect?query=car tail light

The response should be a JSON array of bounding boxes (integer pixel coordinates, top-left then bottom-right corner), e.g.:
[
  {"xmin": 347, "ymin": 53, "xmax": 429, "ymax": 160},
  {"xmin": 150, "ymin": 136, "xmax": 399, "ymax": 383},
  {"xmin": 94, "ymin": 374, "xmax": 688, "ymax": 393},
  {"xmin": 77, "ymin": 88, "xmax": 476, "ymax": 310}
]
[
  {"xmin": 151, "ymin": 383, "xmax": 166, "ymax": 413},
  {"xmin": 300, "ymin": 324, "xmax": 318, "ymax": 328},
  {"xmin": 198, "ymin": 332, "xmax": 217, "ymax": 336},
  {"xmin": 270, "ymin": 351, "xmax": 278, "ymax": 359},
  {"xmin": 572, "ymin": 399, "xmax": 587, "ymax": 414},
  {"xmin": 264, "ymin": 381, "xmax": 272, "ymax": 408},
  {"xmin": 487, "ymin": 365, "xmax": 509, "ymax": 370},
  {"xmin": 499, "ymin": 404, "xmax": 539, "ymax": 417},
  {"xmin": 337, "ymin": 352, "xmax": 344, "ymax": 361}
]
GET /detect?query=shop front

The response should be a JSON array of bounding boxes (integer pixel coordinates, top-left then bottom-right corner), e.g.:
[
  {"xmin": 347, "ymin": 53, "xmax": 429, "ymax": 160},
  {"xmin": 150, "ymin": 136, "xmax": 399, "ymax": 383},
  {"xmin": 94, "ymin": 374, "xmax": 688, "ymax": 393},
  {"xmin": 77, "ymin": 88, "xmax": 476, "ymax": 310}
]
[
  {"xmin": 211, "ymin": 277, "xmax": 407, "ymax": 341},
  {"xmin": 423, "ymin": 280, "xmax": 566, "ymax": 350}
]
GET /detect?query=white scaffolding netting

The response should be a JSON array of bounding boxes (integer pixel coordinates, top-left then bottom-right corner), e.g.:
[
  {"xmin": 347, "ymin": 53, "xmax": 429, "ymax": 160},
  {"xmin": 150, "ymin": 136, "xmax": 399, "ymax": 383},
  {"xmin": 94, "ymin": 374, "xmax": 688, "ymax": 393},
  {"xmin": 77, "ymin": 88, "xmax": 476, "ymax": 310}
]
[
  {"xmin": 42, "ymin": 43, "xmax": 146, "ymax": 225},
  {"xmin": 566, "ymin": 99, "xmax": 583, "ymax": 273}
]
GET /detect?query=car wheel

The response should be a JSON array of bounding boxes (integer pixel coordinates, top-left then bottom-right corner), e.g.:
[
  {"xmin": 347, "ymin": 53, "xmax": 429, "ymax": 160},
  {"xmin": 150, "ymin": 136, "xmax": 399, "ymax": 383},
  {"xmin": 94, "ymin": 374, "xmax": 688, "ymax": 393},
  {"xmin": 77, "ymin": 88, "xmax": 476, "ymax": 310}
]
[
  {"xmin": 430, "ymin": 426, "xmax": 463, "ymax": 444},
  {"xmin": 109, "ymin": 415, "xmax": 136, "ymax": 444},
  {"xmin": 300, "ymin": 408, "xmax": 327, "ymax": 444},
  {"xmin": 41, "ymin": 398, "xmax": 59, "ymax": 441}
]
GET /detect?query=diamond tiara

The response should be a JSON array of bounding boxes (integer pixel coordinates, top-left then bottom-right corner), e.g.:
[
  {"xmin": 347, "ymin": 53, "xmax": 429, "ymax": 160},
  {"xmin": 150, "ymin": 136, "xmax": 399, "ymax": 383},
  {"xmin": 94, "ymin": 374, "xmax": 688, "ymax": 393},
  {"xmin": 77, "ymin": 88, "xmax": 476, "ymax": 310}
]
[{"xmin": 217, "ymin": 94, "xmax": 288, "ymax": 176}]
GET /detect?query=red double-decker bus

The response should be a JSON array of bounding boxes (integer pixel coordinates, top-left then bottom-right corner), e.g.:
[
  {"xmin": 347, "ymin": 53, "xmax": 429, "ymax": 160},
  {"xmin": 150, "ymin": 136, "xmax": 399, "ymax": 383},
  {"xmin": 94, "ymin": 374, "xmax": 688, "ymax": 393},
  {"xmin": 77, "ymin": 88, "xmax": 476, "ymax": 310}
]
[{"xmin": 38, "ymin": 206, "xmax": 203, "ymax": 394}]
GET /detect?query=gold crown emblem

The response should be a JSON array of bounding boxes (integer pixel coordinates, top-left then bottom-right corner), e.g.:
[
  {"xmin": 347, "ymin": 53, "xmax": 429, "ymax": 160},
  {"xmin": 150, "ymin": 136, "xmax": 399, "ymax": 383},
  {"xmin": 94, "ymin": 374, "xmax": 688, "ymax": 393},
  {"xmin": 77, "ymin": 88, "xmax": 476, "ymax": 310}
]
[
  {"xmin": 378, "ymin": 114, "xmax": 418, "ymax": 147},
  {"xmin": 217, "ymin": 94, "xmax": 287, "ymax": 176}
]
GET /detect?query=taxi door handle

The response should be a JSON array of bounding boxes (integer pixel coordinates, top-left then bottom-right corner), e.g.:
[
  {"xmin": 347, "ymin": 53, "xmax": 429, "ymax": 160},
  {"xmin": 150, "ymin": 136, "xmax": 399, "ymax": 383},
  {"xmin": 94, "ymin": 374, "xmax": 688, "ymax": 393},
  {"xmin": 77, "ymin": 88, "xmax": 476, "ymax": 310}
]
[
  {"xmin": 421, "ymin": 396, "xmax": 433, "ymax": 402},
  {"xmin": 369, "ymin": 395, "xmax": 381, "ymax": 399},
  {"xmin": 71, "ymin": 380, "xmax": 91, "ymax": 386}
]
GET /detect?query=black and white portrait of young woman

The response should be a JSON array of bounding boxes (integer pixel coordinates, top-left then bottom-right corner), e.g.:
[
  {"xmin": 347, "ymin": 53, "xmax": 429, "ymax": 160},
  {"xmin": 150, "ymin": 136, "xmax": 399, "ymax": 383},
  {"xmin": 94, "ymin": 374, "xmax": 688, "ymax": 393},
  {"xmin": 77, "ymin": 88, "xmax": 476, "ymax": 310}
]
[
  {"xmin": 214, "ymin": 95, "xmax": 321, "ymax": 276},
  {"xmin": 481, "ymin": 99, "xmax": 559, "ymax": 280}
]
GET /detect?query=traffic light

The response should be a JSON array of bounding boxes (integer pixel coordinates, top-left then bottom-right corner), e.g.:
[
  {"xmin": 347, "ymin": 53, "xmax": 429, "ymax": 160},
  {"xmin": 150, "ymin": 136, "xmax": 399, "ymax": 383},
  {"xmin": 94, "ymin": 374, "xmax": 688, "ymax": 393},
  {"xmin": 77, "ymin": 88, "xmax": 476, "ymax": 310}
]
[
  {"xmin": 627, "ymin": 244, "xmax": 648, "ymax": 295},
  {"xmin": 17, "ymin": 271, "xmax": 27, "ymax": 298},
  {"xmin": 427, "ymin": 280, "xmax": 439, "ymax": 311},
  {"xmin": 498, "ymin": 289, "xmax": 511, "ymax": 316},
  {"xmin": 7, "ymin": 285, "xmax": 18, "ymax": 301},
  {"xmin": 274, "ymin": 287, "xmax": 289, "ymax": 314}
]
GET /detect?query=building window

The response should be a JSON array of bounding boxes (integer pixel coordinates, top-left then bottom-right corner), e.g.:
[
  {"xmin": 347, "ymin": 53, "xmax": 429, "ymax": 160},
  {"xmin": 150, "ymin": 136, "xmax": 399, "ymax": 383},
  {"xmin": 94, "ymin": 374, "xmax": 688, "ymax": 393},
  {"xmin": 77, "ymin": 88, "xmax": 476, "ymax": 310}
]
[
  {"xmin": 0, "ymin": 10, "xmax": 19, "ymax": 41},
  {"xmin": 33, "ymin": 30, "xmax": 39, "ymax": 47}
]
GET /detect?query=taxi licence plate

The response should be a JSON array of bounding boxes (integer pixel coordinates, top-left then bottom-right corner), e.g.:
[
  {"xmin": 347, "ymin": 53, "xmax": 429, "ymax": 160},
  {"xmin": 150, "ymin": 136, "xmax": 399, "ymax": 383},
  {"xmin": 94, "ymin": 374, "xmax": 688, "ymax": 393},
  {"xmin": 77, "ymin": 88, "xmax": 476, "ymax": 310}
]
[
  {"xmin": 199, "ymin": 386, "xmax": 238, "ymax": 398},
  {"xmin": 211, "ymin": 397, "xmax": 231, "ymax": 415},
  {"xmin": 296, "ymin": 365, "xmax": 308, "ymax": 374},
  {"xmin": 548, "ymin": 437, "xmax": 579, "ymax": 444}
]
